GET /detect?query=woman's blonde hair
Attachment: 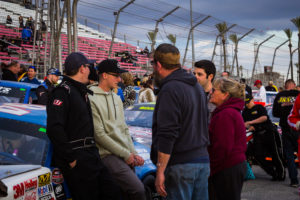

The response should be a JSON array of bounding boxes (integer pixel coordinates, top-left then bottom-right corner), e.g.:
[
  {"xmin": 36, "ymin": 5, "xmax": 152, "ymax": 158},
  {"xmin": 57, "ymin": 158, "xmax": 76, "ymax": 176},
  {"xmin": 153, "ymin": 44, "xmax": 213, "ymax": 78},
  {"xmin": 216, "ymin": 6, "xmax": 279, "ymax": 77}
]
[
  {"xmin": 120, "ymin": 72, "xmax": 134, "ymax": 86},
  {"xmin": 213, "ymin": 77, "xmax": 245, "ymax": 100}
]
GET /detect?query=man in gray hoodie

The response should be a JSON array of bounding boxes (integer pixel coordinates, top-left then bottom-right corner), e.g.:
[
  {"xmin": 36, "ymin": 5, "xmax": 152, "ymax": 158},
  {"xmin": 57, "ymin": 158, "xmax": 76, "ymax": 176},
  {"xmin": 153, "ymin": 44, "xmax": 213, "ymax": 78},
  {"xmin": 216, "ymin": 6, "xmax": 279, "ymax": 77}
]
[{"xmin": 89, "ymin": 59, "xmax": 146, "ymax": 200}]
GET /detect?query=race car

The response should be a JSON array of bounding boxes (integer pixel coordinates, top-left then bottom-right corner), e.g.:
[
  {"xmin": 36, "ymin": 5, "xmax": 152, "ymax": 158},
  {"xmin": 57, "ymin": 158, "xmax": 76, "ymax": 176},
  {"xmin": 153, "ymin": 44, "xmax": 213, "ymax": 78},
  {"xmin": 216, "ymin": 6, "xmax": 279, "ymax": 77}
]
[
  {"xmin": 0, "ymin": 80, "xmax": 38, "ymax": 104},
  {"xmin": 252, "ymin": 90, "xmax": 277, "ymax": 106},
  {"xmin": 0, "ymin": 103, "xmax": 160, "ymax": 200}
]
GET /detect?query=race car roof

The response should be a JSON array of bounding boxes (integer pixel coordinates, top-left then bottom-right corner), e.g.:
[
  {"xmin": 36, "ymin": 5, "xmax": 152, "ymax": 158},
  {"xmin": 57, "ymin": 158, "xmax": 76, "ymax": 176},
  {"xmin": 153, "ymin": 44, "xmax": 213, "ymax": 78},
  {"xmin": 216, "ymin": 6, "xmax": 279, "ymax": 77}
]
[
  {"xmin": 0, "ymin": 103, "xmax": 46, "ymax": 126},
  {"xmin": 126, "ymin": 102, "xmax": 155, "ymax": 111},
  {"xmin": 0, "ymin": 80, "xmax": 39, "ymax": 89}
]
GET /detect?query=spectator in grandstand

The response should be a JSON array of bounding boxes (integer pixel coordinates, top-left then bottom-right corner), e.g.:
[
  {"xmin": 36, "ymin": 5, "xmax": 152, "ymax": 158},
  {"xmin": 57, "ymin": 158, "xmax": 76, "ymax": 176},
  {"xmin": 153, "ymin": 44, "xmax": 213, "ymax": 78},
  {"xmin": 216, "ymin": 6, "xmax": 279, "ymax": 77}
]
[
  {"xmin": 24, "ymin": 0, "xmax": 31, "ymax": 9},
  {"xmin": 194, "ymin": 60, "xmax": 216, "ymax": 122},
  {"xmin": 22, "ymin": 26, "xmax": 32, "ymax": 42},
  {"xmin": 136, "ymin": 46, "xmax": 142, "ymax": 54},
  {"xmin": 0, "ymin": 36, "xmax": 9, "ymax": 52},
  {"xmin": 120, "ymin": 72, "xmax": 136, "ymax": 108},
  {"xmin": 6, "ymin": 15, "xmax": 12, "ymax": 25},
  {"xmin": 273, "ymin": 79, "xmax": 299, "ymax": 187},
  {"xmin": 89, "ymin": 59, "xmax": 145, "ymax": 200},
  {"xmin": 25, "ymin": 17, "xmax": 34, "ymax": 30},
  {"xmin": 21, "ymin": 66, "xmax": 40, "ymax": 85},
  {"xmin": 19, "ymin": 16, "xmax": 24, "ymax": 28},
  {"xmin": 209, "ymin": 77, "xmax": 247, "ymax": 200},
  {"xmin": 143, "ymin": 46, "xmax": 149, "ymax": 56},
  {"xmin": 265, "ymin": 81, "xmax": 278, "ymax": 92},
  {"xmin": 221, "ymin": 71, "xmax": 230, "ymax": 78},
  {"xmin": 240, "ymin": 78, "xmax": 252, "ymax": 96},
  {"xmin": 151, "ymin": 43, "xmax": 210, "ymax": 199},
  {"xmin": 36, "ymin": 68, "xmax": 61, "ymax": 105},
  {"xmin": 138, "ymin": 76, "xmax": 155, "ymax": 103},
  {"xmin": 2, "ymin": 61, "xmax": 20, "ymax": 81},
  {"xmin": 253, "ymin": 79, "xmax": 267, "ymax": 102}
]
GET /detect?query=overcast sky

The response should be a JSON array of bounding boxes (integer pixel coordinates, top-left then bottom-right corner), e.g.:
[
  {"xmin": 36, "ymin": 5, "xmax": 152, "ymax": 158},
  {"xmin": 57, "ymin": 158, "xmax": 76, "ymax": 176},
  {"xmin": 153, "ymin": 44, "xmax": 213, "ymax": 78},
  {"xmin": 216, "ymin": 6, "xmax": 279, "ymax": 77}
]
[{"xmin": 77, "ymin": 0, "xmax": 300, "ymax": 80}]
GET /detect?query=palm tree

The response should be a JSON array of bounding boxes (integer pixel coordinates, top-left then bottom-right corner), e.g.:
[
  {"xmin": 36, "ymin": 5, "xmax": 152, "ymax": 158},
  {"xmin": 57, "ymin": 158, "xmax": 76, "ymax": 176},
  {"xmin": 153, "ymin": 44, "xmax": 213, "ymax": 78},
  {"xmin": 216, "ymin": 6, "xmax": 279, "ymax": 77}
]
[
  {"xmin": 284, "ymin": 28, "xmax": 293, "ymax": 80},
  {"xmin": 167, "ymin": 34, "xmax": 176, "ymax": 46},
  {"xmin": 229, "ymin": 34, "xmax": 239, "ymax": 76},
  {"xmin": 291, "ymin": 17, "xmax": 300, "ymax": 84},
  {"xmin": 216, "ymin": 22, "xmax": 228, "ymax": 71},
  {"xmin": 147, "ymin": 32, "xmax": 155, "ymax": 45}
]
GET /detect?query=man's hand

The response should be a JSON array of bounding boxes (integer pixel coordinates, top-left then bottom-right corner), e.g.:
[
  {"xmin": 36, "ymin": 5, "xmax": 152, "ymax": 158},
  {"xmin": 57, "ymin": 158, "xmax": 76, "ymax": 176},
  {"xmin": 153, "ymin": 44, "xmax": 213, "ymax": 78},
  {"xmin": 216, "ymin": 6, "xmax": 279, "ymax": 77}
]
[
  {"xmin": 155, "ymin": 171, "xmax": 167, "ymax": 197},
  {"xmin": 126, "ymin": 153, "xmax": 135, "ymax": 166},
  {"xmin": 296, "ymin": 121, "xmax": 300, "ymax": 130},
  {"xmin": 134, "ymin": 155, "xmax": 144, "ymax": 166},
  {"xmin": 248, "ymin": 126, "xmax": 255, "ymax": 132},
  {"xmin": 245, "ymin": 121, "xmax": 251, "ymax": 128},
  {"xmin": 69, "ymin": 160, "xmax": 77, "ymax": 169}
]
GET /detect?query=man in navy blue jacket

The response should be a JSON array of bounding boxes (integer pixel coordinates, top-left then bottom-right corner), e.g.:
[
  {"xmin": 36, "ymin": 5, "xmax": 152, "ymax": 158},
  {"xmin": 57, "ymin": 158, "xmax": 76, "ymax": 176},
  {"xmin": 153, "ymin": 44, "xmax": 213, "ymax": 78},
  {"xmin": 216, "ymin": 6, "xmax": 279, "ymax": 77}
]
[{"xmin": 151, "ymin": 43, "xmax": 210, "ymax": 200}]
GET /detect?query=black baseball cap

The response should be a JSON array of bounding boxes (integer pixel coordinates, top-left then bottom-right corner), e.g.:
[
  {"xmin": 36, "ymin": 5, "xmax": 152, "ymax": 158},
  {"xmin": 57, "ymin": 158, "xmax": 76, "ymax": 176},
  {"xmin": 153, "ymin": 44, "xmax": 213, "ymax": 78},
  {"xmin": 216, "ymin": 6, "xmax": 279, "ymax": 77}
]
[
  {"xmin": 47, "ymin": 68, "xmax": 61, "ymax": 76},
  {"xmin": 97, "ymin": 59, "xmax": 127, "ymax": 74},
  {"xmin": 64, "ymin": 52, "xmax": 93, "ymax": 75},
  {"xmin": 245, "ymin": 94, "xmax": 253, "ymax": 104}
]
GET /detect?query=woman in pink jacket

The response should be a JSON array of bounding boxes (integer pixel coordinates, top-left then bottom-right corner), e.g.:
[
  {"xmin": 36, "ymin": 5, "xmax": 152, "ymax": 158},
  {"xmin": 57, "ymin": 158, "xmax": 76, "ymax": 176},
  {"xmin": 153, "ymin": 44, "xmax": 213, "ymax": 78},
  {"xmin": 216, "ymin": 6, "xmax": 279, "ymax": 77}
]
[{"xmin": 208, "ymin": 78, "xmax": 247, "ymax": 200}]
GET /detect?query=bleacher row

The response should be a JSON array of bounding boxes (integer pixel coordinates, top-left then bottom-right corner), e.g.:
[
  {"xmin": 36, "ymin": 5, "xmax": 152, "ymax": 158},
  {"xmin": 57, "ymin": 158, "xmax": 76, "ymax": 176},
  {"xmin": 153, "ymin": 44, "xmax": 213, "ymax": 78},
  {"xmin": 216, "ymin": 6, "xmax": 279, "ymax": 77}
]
[{"xmin": 0, "ymin": 1, "xmax": 149, "ymax": 75}]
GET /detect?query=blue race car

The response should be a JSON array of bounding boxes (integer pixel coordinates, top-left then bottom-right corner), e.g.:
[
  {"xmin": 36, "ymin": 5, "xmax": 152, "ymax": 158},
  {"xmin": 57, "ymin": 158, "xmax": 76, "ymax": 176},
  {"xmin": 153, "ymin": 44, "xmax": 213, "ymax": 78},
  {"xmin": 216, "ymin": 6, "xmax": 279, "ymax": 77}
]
[
  {"xmin": 0, "ymin": 80, "xmax": 38, "ymax": 104},
  {"xmin": 0, "ymin": 103, "xmax": 160, "ymax": 200}
]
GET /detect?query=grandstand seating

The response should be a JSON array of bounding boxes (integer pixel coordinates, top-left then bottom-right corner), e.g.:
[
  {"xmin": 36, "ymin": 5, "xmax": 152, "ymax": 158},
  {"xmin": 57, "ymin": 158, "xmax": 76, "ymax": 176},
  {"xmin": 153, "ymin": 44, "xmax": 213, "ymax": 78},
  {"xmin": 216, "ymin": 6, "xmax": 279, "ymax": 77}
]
[{"xmin": 0, "ymin": 1, "xmax": 149, "ymax": 75}]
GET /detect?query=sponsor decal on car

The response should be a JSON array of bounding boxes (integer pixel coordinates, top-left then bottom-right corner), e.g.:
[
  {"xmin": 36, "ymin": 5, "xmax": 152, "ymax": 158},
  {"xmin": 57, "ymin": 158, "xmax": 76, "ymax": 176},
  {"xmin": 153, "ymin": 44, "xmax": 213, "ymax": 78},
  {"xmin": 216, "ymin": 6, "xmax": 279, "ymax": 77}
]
[
  {"xmin": 0, "ymin": 86, "xmax": 12, "ymax": 94},
  {"xmin": 139, "ymin": 106, "xmax": 154, "ymax": 111},
  {"xmin": 38, "ymin": 184, "xmax": 53, "ymax": 197},
  {"xmin": 38, "ymin": 173, "xmax": 51, "ymax": 187},
  {"xmin": 13, "ymin": 178, "xmax": 38, "ymax": 200},
  {"xmin": 53, "ymin": 184, "xmax": 66, "ymax": 199},
  {"xmin": 51, "ymin": 168, "xmax": 64, "ymax": 184},
  {"xmin": 39, "ymin": 194, "xmax": 55, "ymax": 200}
]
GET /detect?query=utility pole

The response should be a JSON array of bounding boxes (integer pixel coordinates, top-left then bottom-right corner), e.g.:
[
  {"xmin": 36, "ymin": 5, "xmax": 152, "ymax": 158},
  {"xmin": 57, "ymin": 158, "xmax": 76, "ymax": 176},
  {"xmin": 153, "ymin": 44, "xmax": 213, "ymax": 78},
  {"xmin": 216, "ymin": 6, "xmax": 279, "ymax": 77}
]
[
  {"xmin": 190, "ymin": 0, "xmax": 195, "ymax": 67},
  {"xmin": 211, "ymin": 24, "xmax": 236, "ymax": 62},
  {"xmin": 271, "ymin": 39, "xmax": 288, "ymax": 79},
  {"xmin": 150, "ymin": 6, "xmax": 180, "ymax": 52},
  {"xmin": 108, "ymin": 0, "xmax": 135, "ymax": 58},
  {"xmin": 182, "ymin": 16, "xmax": 211, "ymax": 67},
  {"xmin": 250, "ymin": 34, "xmax": 275, "ymax": 84}
]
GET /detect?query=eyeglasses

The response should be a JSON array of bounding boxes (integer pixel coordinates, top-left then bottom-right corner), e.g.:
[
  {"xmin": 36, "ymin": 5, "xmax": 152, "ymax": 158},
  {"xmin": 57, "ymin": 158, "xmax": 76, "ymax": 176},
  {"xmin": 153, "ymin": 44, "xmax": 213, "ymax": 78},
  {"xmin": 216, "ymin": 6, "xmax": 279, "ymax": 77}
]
[{"xmin": 107, "ymin": 72, "xmax": 120, "ymax": 78}]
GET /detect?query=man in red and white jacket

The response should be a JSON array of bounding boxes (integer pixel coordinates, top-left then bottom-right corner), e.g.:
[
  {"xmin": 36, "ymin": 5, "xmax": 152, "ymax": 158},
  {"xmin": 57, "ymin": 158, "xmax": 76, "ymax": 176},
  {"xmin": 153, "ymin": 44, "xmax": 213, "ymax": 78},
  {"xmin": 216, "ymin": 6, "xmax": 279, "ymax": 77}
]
[
  {"xmin": 288, "ymin": 94, "xmax": 300, "ymax": 131},
  {"xmin": 288, "ymin": 93, "xmax": 300, "ymax": 186}
]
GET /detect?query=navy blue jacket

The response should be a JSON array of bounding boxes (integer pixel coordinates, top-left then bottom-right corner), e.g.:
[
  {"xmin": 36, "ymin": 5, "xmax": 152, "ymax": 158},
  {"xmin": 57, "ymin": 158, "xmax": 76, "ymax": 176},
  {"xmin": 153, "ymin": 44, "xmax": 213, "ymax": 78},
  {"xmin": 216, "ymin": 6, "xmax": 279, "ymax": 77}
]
[{"xmin": 151, "ymin": 68, "xmax": 209, "ymax": 166}]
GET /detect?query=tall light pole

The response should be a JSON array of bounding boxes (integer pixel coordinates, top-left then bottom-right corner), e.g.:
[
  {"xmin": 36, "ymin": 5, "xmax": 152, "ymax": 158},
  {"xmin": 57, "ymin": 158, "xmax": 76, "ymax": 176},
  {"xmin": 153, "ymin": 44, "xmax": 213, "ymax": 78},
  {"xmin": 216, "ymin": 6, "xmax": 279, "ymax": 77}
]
[
  {"xmin": 231, "ymin": 28, "xmax": 254, "ymax": 76},
  {"xmin": 250, "ymin": 34, "xmax": 275, "ymax": 84},
  {"xmin": 182, "ymin": 16, "xmax": 211, "ymax": 67},
  {"xmin": 108, "ymin": 0, "xmax": 135, "ymax": 58},
  {"xmin": 150, "ymin": 6, "xmax": 180, "ymax": 52}
]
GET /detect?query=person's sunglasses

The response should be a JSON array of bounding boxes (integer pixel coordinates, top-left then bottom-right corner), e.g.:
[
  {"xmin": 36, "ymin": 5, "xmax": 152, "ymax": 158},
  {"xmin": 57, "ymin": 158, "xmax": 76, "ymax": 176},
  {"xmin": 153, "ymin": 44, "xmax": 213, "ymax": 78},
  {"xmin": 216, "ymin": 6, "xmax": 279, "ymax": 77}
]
[{"xmin": 107, "ymin": 72, "xmax": 120, "ymax": 78}]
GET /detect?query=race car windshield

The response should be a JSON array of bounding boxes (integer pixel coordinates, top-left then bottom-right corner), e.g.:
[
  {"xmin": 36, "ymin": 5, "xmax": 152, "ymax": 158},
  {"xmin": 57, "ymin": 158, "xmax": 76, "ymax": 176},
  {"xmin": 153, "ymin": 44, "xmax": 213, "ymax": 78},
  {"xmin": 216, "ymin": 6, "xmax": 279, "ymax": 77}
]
[
  {"xmin": 0, "ymin": 86, "xmax": 26, "ymax": 103},
  {"xmin": 124, "ymin": 110, "xmax": 153, "ymax": 128},
  {"xmin": 0, "ymin": 118, "xmax": 49, "ymax": 165}
]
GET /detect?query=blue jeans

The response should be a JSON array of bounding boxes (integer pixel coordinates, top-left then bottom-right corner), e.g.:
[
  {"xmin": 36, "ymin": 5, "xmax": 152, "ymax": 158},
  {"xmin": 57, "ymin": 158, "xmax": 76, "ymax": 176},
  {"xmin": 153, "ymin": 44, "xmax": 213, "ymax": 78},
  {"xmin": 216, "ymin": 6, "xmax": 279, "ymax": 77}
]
[{"xmin": 165, "ymin": 163, "xmax": 210, "ymax": 200}]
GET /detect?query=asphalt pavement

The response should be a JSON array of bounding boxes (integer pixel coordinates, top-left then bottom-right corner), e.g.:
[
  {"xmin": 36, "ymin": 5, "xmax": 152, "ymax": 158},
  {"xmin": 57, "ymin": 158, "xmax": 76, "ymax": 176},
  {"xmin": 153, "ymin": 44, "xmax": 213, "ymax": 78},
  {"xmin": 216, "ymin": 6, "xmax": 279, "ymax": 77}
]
[{"xmin": 242, "ymin": 165, "xmax": 300, "ymax": 200}]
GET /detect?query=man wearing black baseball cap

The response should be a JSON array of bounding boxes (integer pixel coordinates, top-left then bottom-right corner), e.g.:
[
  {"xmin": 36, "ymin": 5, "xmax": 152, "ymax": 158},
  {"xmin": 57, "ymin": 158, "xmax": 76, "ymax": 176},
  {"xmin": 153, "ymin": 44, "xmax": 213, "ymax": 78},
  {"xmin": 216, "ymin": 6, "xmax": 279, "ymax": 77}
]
[
  {"xmin": 47, "ymin": 53, "xmax": 121, "ymax": 199},
  {"xmin": 89, "ymin": 59, "xmax": 146, "ymax": 200},
  {"xmin": 36, "ymin": 67, "xmax": 61, "ymax": 105}
]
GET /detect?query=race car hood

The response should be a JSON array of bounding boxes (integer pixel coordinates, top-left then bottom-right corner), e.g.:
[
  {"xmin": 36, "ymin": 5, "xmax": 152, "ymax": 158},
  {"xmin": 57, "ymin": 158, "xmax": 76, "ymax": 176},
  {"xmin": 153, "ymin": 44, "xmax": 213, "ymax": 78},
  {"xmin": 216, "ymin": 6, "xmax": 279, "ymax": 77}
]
[
  {"xmin": 0, "ymin": 165, "xmax": 41, "ymax": 180},
  {"xmin": 128, "ymin": 126, "xmax": 152, "ymax": 147}
]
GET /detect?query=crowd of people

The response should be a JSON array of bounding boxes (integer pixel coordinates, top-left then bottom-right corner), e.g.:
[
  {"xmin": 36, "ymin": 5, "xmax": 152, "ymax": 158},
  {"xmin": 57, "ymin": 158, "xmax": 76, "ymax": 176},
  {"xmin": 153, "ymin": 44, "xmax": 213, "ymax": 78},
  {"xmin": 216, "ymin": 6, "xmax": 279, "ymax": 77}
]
[{"xmin": 2, "ymin": 43, "xmax": 300, "ymax": 200}]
